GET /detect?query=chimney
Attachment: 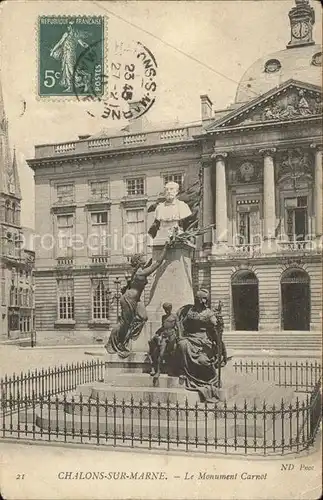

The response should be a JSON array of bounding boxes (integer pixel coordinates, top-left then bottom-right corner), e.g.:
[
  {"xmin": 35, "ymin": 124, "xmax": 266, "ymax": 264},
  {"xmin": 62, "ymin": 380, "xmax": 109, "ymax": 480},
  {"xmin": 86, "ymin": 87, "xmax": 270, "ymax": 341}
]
[
  {"xmin": 200, "ymin": 95, "xmax": 213, "ymax": 121},
  {"xmin": 127, "ymin": 101, "xmax": 149, "ymax": 133}
]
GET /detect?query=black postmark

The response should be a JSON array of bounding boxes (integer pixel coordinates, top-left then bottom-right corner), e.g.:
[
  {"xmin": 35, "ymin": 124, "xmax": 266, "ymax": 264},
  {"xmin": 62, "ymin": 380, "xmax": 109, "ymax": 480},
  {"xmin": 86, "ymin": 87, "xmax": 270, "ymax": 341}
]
[{"xmin": 73, "ymin": 39, "xmax": 157, "ymax": 120}]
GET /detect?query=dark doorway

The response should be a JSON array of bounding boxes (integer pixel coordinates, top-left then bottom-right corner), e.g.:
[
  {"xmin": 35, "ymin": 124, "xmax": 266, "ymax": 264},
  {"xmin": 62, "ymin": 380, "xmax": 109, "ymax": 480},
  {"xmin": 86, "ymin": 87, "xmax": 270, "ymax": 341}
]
[
  {"xmin": 232, "ymin": 271, "xmax": 259, "ymax": 331},
  {"xmin": 281, "ymin": 269, "xmax": 310, "ymax": 331}
]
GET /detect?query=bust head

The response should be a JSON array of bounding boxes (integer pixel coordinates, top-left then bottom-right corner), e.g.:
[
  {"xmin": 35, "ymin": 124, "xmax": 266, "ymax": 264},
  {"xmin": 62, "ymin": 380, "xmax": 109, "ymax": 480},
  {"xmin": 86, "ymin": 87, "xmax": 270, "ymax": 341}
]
[
  {"xmin": 195, "ymin": 289, "xmax": 210, "ymax": 308},
  {"xmin": 162, "ymin": 302, "xmax": 172, "ymax": 314},
  {"xmin": 130, "ymin": 253, "xmax": 146, "ymax": 269},
  {"xmin": 164, "ymin": 181, "xmax": 179, "ymax": 202}
]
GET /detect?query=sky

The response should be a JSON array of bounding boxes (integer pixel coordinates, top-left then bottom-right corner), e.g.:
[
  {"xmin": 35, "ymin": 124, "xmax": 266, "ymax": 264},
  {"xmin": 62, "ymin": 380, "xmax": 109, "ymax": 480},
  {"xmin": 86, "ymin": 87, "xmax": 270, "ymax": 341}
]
[{"xmin": 0, "ymin": 0, "xmax": 322, "ymax": 229}]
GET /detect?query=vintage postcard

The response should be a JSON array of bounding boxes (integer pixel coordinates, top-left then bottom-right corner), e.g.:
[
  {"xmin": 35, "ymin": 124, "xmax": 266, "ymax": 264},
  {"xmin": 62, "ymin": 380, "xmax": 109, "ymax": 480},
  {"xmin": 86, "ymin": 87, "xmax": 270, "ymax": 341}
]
[{"xmin": 0, "ymin": 0, "xmax": 322, "ymax": 499}]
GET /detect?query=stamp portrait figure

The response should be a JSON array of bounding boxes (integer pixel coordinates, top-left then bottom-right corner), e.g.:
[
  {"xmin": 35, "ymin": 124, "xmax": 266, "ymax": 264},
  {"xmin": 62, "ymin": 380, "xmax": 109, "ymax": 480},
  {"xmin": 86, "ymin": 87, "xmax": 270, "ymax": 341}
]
[{"xmin": 50, "ymin": 20, "xmax": 89, "ymax": 92}]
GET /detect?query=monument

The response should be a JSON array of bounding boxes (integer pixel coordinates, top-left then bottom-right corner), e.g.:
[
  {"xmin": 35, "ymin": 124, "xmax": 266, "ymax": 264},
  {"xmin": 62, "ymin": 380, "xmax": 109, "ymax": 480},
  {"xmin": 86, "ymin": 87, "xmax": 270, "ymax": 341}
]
[{"xmin": 144, "ymin": 181, "xmax": 195, "ymax": 342}]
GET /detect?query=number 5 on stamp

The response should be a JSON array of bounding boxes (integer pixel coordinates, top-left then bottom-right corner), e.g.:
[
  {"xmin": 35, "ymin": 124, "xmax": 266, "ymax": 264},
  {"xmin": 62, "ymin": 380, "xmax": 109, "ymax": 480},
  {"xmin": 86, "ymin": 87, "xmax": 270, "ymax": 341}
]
[{"xmin": 38, "ymin": 15, "xmax": 105, "ymax": 97}]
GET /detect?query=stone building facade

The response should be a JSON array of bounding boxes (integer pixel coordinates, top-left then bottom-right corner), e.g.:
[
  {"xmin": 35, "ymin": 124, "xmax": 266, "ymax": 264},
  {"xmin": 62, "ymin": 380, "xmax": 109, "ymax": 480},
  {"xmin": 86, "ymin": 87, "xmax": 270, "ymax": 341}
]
[
  {"xmin": 0, "ymin": 81, "xmax": 35, "ymax": 340},
  {"xmin": 28, "ymin": 0, "xmax": 322, "ymax": 344}
]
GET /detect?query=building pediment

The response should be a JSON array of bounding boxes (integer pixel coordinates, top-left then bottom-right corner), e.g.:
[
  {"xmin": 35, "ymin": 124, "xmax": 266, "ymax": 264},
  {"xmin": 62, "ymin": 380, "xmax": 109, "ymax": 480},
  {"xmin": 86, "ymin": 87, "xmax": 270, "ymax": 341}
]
[{"xmin": 206, "ymin": 79, "xmax": 322, "ymax": 132}]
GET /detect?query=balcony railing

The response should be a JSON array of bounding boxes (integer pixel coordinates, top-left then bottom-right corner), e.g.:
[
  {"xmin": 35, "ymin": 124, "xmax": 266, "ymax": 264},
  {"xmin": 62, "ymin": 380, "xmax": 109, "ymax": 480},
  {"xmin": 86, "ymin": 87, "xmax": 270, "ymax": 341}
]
[
  {"xmin": 123, "ymin": 134, "xmax": 147, "ymax": 145},
  {"xmin": 91, "ymin": 255, "xmax": 109, "ymax": 264},
  {"xmin": 233, "ymin": 244, "xmax": 261, "ymax": 256},
  {"xmin": 160, "ymin": 128, "xmax": 188, "ymax": 141},
  {"xmin": 277, "ymin": 240, "xmax": 310, "ymax": 252},
  {"xmin": 34, "ymin": 125, "xmax": 201, "ymax": 159},
  {"xmin": 56, "ymin": 257, "xmax": 74, "ymax": 266},
  {"xmin": 54, "ymin": 143, "xmax": 76, "ymax": 154},
  {"xmin": 88, "ymin": 138, "xmax": 111, "ymax": 149}
]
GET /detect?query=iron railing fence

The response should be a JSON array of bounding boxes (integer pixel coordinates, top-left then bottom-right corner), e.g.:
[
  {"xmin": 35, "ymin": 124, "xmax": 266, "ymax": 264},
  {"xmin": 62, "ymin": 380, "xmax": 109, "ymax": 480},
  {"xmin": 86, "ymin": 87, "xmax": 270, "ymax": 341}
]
[
  {"xmin": 233, "ymin": 360, "xmax": 322, "ymax": 391},
  {"xmin": 1, "ymin": 378, "xmax": 321, "ymax": 456},
  {"xmin": 0, "ymin": 360, "xmax": 104, "ymax": 413},
  {"xmin": 1, "ymin": 360, "xmax": 321, "ymax": 414}
]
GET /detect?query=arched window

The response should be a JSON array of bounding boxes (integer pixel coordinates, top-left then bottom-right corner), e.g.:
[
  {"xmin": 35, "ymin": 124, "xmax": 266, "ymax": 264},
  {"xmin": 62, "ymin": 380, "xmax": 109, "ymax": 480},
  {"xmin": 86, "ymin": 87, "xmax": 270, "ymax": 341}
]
[
  {"xmin": 12, "ymin": 202, "xmax": 16, "ymax": 225},
  {"xmin": 5, "ymin": 200, "xmax": 10, "ymax": 223}
]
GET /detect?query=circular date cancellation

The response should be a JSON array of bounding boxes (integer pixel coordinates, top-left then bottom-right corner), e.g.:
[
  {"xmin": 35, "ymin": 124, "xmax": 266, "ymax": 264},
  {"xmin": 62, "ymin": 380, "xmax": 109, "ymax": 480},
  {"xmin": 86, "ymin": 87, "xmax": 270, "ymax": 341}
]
[{"xmin": 73, "ymin": 39, "xmax": 158, "ymax": 121}]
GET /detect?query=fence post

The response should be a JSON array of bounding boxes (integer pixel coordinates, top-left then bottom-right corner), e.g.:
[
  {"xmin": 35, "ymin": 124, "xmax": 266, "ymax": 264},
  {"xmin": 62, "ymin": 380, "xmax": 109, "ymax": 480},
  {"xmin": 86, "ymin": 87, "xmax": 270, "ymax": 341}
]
[
  {"xmin": 281, "ymin": 398, "xmax": 285, "ymax": 455},
  {"xmin": 263, "ymin": 400, "xmax": 267, "ymax": 456},
  {"xmin": 96, "ymin": 393, "xmax": 100, "ymax": 446}
]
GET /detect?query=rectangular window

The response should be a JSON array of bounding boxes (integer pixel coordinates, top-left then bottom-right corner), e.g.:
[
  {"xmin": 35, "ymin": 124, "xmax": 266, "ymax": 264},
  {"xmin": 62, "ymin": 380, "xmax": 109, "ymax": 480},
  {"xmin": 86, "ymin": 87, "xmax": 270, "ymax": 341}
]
[
  {"xmin": 28, "ymin": 288, "xmax": 33, "ymax": 308},
  {"xmin": 10, "ymin": 286, "xmax": 19, "ymax": 306},
  {"xmin": 90, "ymin": 181, "xmax": 109, "ymax": 199},
  {"xmin": 57, "ymin": 279, "xmax": 74, "ymax": 320},
  {"xmin": 126, "ymin": 177, "xmax": 145, "ymax": 196},
  {"xmin": 23, "ymin": 288, "xmax": 29, "ymax": 307},
  {"xmin": 91, "ymin": 212, "xmax": 108, "ymax": 225},
  {"xmin": 90, "ymin": 212, "xmax": 108, "ymax": 255},
  {"xmin": 236, "ymin": 204, "xmax": 261, "ymax": 245},
  {"xmin": 19, "ymin": 316, "xmax": 31, "ymax": 333},
  {"xmin": 57, "ymin": 184, "xmax": 74, "ymax": 203},
  {"xmin": 285, "ymin": 196, "xmax": 308, "ymax": 241},
  {"xmin": 19, "ymin": 287, "xmax": 23, "ymax": 306},
  {"xmin": 10, "ymin": 286, "xmax": 14, "ymax": 306},
  {"xmin": 14, "ymin": 234, "xmax": 21, "ymax": 258},
  {"xmin": 6, "ymin": 233, "xmax": 14, "ymax": 256},
  {"xmin": 163, "ymin": 173, "xmax": 184, "ymax": 191},
  {"xmin": 92, "ymin": 279, "xmax": 110, "ymax": 320},
  {"xmin": 57, "ymin": 215, "xmax": 74, "ymax": 257},
  {"xmin": 125, "ymin": 208, "xmax": 145, "ymax": 254},
  {"xmin": 1, "ymin": 267, "xmax": 6, "ymax": 306}
]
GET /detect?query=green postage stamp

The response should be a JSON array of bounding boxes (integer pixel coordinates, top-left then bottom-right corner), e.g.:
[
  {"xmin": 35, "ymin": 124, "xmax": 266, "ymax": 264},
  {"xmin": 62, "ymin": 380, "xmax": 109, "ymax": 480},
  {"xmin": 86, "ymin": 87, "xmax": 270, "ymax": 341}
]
[{"xmin": 38, "ymin": 15, "xmax": 105, "ymax": 97}]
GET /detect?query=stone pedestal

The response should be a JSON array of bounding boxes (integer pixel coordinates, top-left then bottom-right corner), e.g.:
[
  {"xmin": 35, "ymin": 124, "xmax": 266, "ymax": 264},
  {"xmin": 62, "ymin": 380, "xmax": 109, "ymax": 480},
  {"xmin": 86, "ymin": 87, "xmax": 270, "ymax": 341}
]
[
  {"xmin": 9, "ymin": 329, "xmax": 20, "ymax": 340},
  {"xmin": 132, "ymin": 242, "xmax": 194, "ymax": 352},
  {"xmin": 148, "ymin": 242, "xmax": 194, "ymax": 321}
]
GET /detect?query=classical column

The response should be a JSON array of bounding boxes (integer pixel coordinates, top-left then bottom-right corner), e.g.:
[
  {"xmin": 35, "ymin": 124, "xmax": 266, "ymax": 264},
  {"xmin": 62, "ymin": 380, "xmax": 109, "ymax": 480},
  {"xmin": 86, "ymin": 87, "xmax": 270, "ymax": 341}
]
[
  {"xmin": 212, "ymin": 152, "xmax": 228, "ymax": 246},
  {"xmin": 260, "ymin": 148, "xmax": 277, "ymax": 249},
  {"xmin": 311, "ymin": 144, "xmax": 322, "ymax": 240},
  {"xmin": 202, "ymin": 161, "xmax": 214, "ymax": 249}
]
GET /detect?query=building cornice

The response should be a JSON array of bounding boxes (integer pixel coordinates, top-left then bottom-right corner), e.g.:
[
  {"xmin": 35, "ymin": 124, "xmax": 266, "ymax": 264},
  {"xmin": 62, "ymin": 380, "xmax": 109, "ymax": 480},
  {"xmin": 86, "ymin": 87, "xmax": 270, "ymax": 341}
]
[
  {"xmin": 27, "ymin": 141, "xmax": 199, "ymax": 170},
  {"xmin": 34, "ymin": 262, "xmax": 132, "ymax": 276},
  {"xmin": 209, "ymin": 136, "xmax": 322, "ymax": 157},
  {"xmin": 204, "ymin": 253, "xmax": 322, "ymax": 266}
]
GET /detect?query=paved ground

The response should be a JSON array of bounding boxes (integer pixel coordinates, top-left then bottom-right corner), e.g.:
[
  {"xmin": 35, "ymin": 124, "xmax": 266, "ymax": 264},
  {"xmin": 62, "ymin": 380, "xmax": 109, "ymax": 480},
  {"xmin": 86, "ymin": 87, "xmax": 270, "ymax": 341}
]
[
  {"xmin": 0, "ymin": 344, "xmax": 320, "ymax": 380},
  {"xmin": 0, "ymin": 437, "xmax": 321, "ymax": 500},
  {"xmin": 0, "ymin": 345, "xmax": 98, "ymax": 379}
]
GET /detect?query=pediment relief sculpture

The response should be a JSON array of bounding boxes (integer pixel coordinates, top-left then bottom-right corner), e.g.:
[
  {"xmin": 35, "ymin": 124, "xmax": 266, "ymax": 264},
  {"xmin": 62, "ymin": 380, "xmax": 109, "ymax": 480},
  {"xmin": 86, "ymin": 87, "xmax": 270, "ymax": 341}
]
[
  {"xmin": 207, "ymin": 82, "xmax": 322, "ymax": 131},
  {"xmin": 262, "ymin": 90, "xmax": 321, "ymax": 122}
]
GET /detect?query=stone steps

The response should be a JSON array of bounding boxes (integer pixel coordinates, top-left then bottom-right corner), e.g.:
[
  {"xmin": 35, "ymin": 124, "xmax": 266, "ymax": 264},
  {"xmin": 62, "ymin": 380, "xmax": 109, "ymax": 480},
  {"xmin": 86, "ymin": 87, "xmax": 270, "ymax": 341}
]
[
  {"xmin": 76, "ymin": 382, "xmax": 201, "ymax": 405},
  {"xmin": 108, "ymin": 374, "xmax": 181, "ymax": 388},
  {"xmin": 52, "ymin": 394, "xmax": 216, "ymax": 420},
  {"xmin": 222, "ymin": 333, "xmax": 321, "ymax": 351},
  {"xmin": 27, "ymin": 408, "xmax": 238, "ymax": 439}
]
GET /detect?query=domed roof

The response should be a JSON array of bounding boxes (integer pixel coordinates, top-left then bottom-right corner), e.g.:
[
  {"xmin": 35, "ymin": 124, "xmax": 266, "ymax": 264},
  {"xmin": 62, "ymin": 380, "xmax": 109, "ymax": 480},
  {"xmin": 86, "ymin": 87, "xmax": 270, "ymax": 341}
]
[{"xmin": 235, "ymin": 44, "xmax": 322, "ymax": 103}]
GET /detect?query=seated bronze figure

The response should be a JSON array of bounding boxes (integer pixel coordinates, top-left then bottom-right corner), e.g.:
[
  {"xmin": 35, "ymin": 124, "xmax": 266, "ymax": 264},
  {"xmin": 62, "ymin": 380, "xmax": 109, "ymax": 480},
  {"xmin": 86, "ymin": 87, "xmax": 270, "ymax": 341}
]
[{"xmin": 175, "ymin": 289, "xmax": 227, "ymax": 401}]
